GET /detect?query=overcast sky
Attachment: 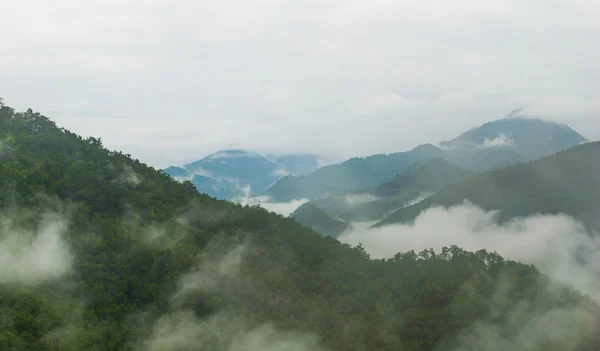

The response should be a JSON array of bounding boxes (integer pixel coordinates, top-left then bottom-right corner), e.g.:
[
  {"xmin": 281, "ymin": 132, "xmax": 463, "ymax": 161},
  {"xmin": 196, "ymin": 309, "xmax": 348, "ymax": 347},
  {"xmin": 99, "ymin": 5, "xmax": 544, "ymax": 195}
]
[{"xmin": 2, "ymin": 0, "xmax": 599, "ymax": 168}]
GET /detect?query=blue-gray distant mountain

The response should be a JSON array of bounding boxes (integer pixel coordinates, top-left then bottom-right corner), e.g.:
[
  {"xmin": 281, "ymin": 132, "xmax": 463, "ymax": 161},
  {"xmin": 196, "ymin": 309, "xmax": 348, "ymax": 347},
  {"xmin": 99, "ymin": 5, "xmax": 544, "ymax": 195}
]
[
  {"xmin": 264, "ymin": 144, "xmax": 445, "ymax": 202},
  {"xmin": 163, "ymin": 150, "xmax": 324, "ymax": 200},
  {"xmin": 441, "ymin": 116, "xmax": 588, "ymax": 166},
  {"xmin": 265, "ymin": 154, "xmax": 326, "ymax": 177},
  {"xmin": 265, "ymin": 116, "xmax": 588, "ymax": 202}
]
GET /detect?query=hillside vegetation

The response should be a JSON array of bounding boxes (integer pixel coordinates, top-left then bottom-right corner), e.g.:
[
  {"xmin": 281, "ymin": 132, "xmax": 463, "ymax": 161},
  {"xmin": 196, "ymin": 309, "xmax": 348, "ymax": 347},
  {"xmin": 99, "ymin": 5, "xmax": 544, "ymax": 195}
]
[{"xmin": 1, "ymin": 102, "xmax": 599, "ymax": 351}]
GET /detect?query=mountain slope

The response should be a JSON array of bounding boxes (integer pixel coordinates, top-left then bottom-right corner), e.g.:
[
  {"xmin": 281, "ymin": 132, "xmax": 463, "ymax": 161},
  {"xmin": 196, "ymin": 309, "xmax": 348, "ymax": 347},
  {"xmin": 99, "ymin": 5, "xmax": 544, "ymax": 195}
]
[
  {"xmin": 2, "ymin": 102, "xmax": 599, "ymax": 350},
  {"xmin": 441, "ymin": 117, "xmax": 588, "ymax": 160},
  {"xmin": 265, "ymin": 117, "xmax": 586, "ymax": 202},
  {"xmin": 291, "ymin": 158, "xmax": 473, "ymax": 231},
  {"xmin": 376, "ymin": 141, "xmax": 600, "ymax": 228},
  {"xmin": 265, "ymin": 153, "xmax": 325, "ymax": 176},
  {"xmin": 164, "ymin": 150, "xmax": 324, "ymax": 200},
  {"xmin": 291, "ymin": 203, "xmax": 350, "ymax": 236},
  {"xmin": 339, "ymin": 158, "xmax": 474, "ymax": 221},
  {"xmin": 264, "ymin": 144, "xmax": 445, "ymax": 202}
]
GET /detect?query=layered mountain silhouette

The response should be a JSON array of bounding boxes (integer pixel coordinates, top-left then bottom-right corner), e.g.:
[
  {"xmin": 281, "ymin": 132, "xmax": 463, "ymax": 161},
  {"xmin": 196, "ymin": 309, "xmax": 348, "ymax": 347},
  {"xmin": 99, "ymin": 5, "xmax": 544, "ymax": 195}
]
[
  {"xmin": 2, "ymin": 102, "xmax": 600, "ymax": 350},
  {"xmin": 292, "ymin": 158, "xmax": 474, "ymax": 235},
  {"xmin": 376, "ymin": 141, "xmax": 600, "ymax": 230},
  {"xmin": 265, "ymin": 116, "xmax": 588, "ymax": 202},
  {"xmin": 264, "ymin": 144, "xmax": 445, "ymax": 202},
  {"xmin": 164, "ymin": 150, "xmax": 324, "ymax": 200}
]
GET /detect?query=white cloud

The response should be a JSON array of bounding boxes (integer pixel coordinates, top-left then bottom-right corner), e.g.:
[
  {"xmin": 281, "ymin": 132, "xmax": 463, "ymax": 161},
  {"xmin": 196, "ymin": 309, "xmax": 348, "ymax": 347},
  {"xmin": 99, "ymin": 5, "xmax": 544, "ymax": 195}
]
[
  {"xmin": 339, "ymin": 203, "xmax": 600, "ymax": 298},
  {"xmin": 343, "ymin": 194, "xmax": 379, "ymax": 207},
  {"xmin": 234, "ymin": 195, "xmax": 308, "ymax": 217},
  {"xmin": 0, "ymin": 213, "xmax": 73, "ymax": 286},
  {"xmin": 141, "ymin": 244, "xmax": 326, "ymax": 351},
  {"xmin": 1, "ymin": 0, "xmax": 599, "ymax": 167},
  {"xmin": 403, "ymin": 192, "xmax": 433, "ymax": 207},
  {"xmin": 480, "ymin": 133, "xmax": 515, "ymax": 149},
  {"xmin": 272, "ymin": 168, "xmax": 290, "ymax": 177}
]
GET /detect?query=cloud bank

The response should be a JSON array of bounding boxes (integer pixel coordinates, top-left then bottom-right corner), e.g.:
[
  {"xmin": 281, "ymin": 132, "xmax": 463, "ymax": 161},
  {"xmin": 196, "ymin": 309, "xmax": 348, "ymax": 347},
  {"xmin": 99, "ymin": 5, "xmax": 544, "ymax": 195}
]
[
  {"xmin": 339, "ymin": 203, "xmax": 600, "ymax": 298},
  {"xmin": 2, "ymin": 0, "xmax": 599, "ymax": 167}
]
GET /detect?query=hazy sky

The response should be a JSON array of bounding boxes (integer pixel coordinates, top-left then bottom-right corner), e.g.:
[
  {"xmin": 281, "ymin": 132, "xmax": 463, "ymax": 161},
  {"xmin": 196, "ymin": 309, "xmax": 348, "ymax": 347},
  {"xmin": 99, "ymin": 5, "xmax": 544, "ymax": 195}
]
[{"xmin": 2, "ymin": 0, "xmax": 599, "ymax": 168}]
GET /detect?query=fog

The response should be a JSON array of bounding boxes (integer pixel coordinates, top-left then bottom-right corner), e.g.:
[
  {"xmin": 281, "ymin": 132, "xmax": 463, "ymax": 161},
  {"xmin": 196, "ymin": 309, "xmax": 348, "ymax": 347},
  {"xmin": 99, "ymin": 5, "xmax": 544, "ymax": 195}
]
[
  {"xmin": 235, "ymin": 195, "xmax": 309, "ymax": 217},
  {"xmin": 3, "ymin": 0, "xmax": 599, "ymax": 167},
  {"xmin": 339, "ymin": 203, "xmax": 600, "ymax": 298},
  {"xmin": 0, "ymin": 212, "xmax": 73, "ymax": 286},
  {"xmin": 140, "ymin": 243, "xmax": 325, "ymax": 351}
]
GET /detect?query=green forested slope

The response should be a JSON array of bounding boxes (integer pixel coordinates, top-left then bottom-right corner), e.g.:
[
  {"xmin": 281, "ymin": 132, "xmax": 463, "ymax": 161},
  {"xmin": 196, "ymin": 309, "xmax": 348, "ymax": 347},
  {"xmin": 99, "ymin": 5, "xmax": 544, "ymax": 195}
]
[
  {"xmin": 376, "ymin": 141, "xmax": 600, "ymax": 228},
  {"xmin": 291, "ymin": 202, "xmax": 350, "ymax": 236},
  {"xmin": 1, "ymin": 102, "xmax": 599, "ymax": 351}
]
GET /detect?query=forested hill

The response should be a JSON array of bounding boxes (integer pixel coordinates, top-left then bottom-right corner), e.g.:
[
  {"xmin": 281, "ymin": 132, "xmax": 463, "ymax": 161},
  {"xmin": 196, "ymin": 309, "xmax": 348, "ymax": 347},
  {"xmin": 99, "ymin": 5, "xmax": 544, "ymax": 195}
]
[
  {"xmin": 1, "ymin": 102, "xmax": 600, "ymax": 351},
  {"xmin": 376, "ymin": 141, "xmax": 600, "ymax": 229}
]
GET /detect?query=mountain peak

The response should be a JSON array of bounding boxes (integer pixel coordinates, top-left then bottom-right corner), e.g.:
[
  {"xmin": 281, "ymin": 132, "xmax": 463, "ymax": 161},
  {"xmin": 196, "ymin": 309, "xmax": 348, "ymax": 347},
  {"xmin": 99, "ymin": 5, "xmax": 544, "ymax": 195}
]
[{"xmin": 440, "ymin": 117, "xmax": 587, "ymax": 160}]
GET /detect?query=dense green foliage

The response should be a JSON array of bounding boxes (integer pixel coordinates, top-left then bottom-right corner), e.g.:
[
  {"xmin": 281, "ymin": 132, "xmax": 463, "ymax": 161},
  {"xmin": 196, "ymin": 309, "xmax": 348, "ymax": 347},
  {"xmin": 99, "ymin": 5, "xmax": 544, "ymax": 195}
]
[
  {"xmin": 377, "ymin": 141, "xmax": 600, "ymax": 229},
  {"xmin": 1, "ymin": 103, "xmax": 599, "ymax": 350}
]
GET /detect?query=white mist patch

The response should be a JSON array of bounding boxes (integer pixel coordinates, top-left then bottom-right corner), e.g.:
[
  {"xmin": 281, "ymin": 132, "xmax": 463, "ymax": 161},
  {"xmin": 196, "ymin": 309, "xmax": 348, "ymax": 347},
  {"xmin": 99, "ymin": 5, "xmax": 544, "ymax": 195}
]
[
  {"xmin": 191, "ymin": 167, "xmax": 214, "ymax": 178},
  {"xmin": 479, "ymin": 133, "xmax": 514, "ymax": 149},
  {"xmin": 339, "ymin": 203, "xmax": 600, "ymax": 298},
  {"xmin": 119, "ymin": 165, "xmax": 141, "ymax": 187},
  {"xmin": 208, "ymin": 151, "xmax": 262, "ymax": 160},
  {"xmin": 0, "ymin": 213, "xmax": 73, "ymax": 286},
  {"xmin": 403, "ymin": 192, "xmax": 432, "ymax": 207},
  {"xmin": 343, "ymin": 194, "xmax": 379, "ymax": 207},
  {"xmin": 234, "ymin": 195, "xmax": 308, "ymax": 217},
  {"xmin": 272, "ymin": 167, "xmax": 290, "ymax": 177},
  {"xmin": 142, "ymin": 245, "xmax": 325, "ymax": 351},
  {"xmin": 144, "ymin": 310, "xmax": 324, "ymax": 351}
]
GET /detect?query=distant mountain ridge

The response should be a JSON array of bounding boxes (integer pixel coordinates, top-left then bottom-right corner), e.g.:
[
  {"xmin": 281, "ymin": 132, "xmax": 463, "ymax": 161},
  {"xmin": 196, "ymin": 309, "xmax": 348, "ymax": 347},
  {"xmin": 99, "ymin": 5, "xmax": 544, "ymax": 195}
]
[
  {"xmin": 163, "ymin": 150, "xmax": 325, "ymax": 200},
  {"xmin": 291, "ymin": 158, "xmax": 474, "ymax": 235},
  {"xmin": 440, "ymin": 117, "xmax": 588, "ymax": 160},
  {"xmin": 265, "ymin": 116, "xmax": 588, "ymax": 202},
  {"xmin": 264, "ymin": 144, "xmax": 445, "ymax": 202},
  {"xmin": 376, "ymin": 141, "xmax": 600, "ymax": 229}
]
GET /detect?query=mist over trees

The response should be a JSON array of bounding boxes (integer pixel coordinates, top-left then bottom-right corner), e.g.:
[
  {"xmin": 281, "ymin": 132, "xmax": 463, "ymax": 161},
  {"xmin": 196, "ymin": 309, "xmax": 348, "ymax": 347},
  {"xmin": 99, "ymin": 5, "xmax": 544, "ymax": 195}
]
[{"xmin": 1, "ymin": 102, "xmax": 599, "ymax": 350}]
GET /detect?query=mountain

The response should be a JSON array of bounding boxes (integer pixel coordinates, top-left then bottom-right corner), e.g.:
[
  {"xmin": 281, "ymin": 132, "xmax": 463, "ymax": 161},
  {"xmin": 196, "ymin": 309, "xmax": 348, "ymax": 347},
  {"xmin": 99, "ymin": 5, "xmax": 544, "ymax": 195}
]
[
  {"xmin": 376, "ymin": 141, "xmax": 600, "ymax": 229},
  {"xmin": 291, "ymin": 158, "xmax": 474, "ymax": 233},
  {"xmin": 340, "ymin": 158, "xmax": 474, "ymax": 222},
  {"xmin": 264, "ymin": 144, "xmax": 445, "ymax": 202},
  {"xmin": 265, "ymin": 153, "xmax": 325, "ymax": 176},
  {"xmin": 2, "ymin": 103, "xmax": 600, "ymax": 350},
  {"xmin": 291, "ymin": 202, "xmax": 350, "ymax": 236},
  {"xmin": 264, "ymin": 117, "xmax": 587, "ymax": 202},
  {"xmin": 164, "ymin": 150, "xmax": 324, "ymax": 200},
  {"xmin": 364, "ymin": 158, "xmax": 474, "ymax": 197},
  {"xmin": 440, "ymin": 116, "xmax": 588, "ymax": 161}
]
